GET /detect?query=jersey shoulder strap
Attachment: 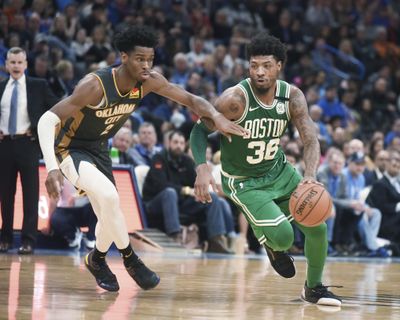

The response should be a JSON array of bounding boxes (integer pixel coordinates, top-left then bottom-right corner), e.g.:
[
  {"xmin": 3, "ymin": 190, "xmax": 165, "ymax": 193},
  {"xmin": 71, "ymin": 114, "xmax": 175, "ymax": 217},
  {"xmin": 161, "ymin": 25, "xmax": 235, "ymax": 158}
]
[{"xmin": 274, "ymin": 79, "xmax": 291, "ymax": 102}]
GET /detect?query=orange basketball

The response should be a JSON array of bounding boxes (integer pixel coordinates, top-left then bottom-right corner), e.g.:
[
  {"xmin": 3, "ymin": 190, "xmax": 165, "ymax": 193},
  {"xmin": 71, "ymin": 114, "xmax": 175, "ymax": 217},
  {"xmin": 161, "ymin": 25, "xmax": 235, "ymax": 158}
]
[{"xmin": 289, "ymin": 182, "xmax": 333, "ymax": 227}]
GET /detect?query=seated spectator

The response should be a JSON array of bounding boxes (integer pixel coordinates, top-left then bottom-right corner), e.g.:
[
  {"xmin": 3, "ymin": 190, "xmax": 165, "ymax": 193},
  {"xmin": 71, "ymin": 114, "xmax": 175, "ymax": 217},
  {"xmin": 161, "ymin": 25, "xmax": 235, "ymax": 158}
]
[
  {"xmin": 384, "ymin": 118, "xmax": 400, "ymax": 148},
  {"xmin": 128, "ymin": 122, "xmax": 162, "ymax": 166},
  {"xmin": 343, "ymin": 152, "xmax": 386, "ymax": 257},
  {"xmin": 142, "ymin": 131, "xmax": 234, "ymax": 253},
  {"xmin": 169, "ymin": 52, "xmax": 190, "ymax": 88},
  {"xmin": 317, "ymin": 150, "xmax": 346, "ymax": 255},
  {"xmin": 317, "ymin": 85, "xmax": 348, "ymax": 127},
  {"xmin": 45, "ymin": 179, "xmax": 97, "ymax": 250},
  {"xmin": 367, "ymin": 150, "xmax": 400, "ymax": 248},
  {"xmin": 364, "ymin": 149, "xmax": 389, "ymax": 186},
  {"xmin": 111, "ymin": 127, "xmax": 136, "ymax": 166},
  {"xmin": 309, "ymin": 104, "xmax": 332, "ymax": 145}
]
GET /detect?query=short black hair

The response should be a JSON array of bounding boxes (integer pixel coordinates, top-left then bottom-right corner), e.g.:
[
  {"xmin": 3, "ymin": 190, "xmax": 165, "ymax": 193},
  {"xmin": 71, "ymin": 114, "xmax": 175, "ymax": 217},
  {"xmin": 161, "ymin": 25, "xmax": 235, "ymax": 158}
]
[
  {"xmin": 246, "ymin": 33, "xmax": 287, "ymax": 64},
  {"xmin": 113, "ymin": 25, "xmax": 159, "ymax": 54},
  {"xmin": 169, "ymin": 130, "xmax": 185, "ymax": 141}
]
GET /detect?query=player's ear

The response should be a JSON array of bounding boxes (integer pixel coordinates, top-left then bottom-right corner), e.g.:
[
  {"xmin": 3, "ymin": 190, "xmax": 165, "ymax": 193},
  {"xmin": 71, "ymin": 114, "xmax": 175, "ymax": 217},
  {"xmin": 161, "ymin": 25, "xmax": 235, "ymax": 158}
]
[{"xmin": 120, "ymin": 51, "xmax": 128, "ymax": 63}]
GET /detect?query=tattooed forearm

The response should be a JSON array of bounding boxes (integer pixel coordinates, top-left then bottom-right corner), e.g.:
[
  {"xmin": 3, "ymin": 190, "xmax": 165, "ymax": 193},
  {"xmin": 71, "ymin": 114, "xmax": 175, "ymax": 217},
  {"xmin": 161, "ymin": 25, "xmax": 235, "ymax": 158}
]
[{"xmin": 289, "ymin": 86, "xmax": 320, "ymax": 178}]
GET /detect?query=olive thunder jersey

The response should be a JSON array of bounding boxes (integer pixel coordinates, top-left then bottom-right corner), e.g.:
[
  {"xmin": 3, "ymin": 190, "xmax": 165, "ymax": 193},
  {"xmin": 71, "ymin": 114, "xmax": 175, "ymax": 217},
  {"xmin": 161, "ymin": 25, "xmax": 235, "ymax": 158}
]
[
  {"xmin": 220, "ymin": 78, "xmax": 291, "ymax": 178},
  {"xmin": 55, "ymin": 67, "xmax": 142, "ymax": 161}
]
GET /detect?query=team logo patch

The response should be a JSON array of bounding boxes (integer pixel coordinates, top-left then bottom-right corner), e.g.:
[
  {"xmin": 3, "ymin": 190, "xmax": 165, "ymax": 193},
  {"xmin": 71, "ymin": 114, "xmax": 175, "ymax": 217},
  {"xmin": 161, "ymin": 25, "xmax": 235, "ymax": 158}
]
[
  {"xmin": 276, "ymin": 102, "xmax": 285, "ymax": 114},
  {"xmin": 129, "ymin": 87, "xmax": 140, "ymax": 98}
]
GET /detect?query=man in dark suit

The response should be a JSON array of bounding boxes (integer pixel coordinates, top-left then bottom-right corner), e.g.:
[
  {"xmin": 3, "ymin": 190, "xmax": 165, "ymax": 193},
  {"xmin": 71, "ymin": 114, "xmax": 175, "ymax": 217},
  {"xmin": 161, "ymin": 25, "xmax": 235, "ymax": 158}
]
[
  {"xmin": 364, "ymin": 150, "xmax": 389, "ymax": 186},
  {"xmin": 367, "ymin": 150, "xmax": 400, "ymax": 246},
  {"xmin": 0, "ymin": 47, "xmax": 58, "ymax": 254}
]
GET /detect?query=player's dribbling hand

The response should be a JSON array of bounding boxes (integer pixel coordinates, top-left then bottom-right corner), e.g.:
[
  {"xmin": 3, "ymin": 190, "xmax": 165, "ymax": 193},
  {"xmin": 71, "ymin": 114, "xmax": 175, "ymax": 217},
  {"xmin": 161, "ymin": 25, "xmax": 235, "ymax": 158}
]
[
  {"xmin": 213, "ymin": 113, "xmax": 248, "ymax": 142},
  {"xmin": 194, "ymin": 163, "xmax": 217, "ymax": 203},
  {"xmin": 299, "ymin": 176, "xmax": 323, "ymax": 186},
  {"xmin": 45, "ymin": 169, "xmax": 64, "ymax": 200}
]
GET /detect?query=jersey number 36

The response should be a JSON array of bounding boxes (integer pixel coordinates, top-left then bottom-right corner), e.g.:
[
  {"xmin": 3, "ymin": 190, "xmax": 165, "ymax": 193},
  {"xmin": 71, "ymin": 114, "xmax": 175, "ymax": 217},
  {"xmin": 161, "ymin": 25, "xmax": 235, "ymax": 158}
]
[{"xmin": 246, "ymin": 138, "xmax": 280, "ymax": 164}]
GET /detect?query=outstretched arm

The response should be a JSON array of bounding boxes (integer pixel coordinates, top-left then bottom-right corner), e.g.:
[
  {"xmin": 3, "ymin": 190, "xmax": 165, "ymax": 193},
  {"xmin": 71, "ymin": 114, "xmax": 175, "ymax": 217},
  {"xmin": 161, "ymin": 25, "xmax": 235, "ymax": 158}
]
[
  {"xmin": 190, "ymin": 87, "xmax": 246, "ymax": 202},
  {"xmin": 146, "ymin": 71, "xmax": 247, "ymax": 140},
  {"xmin": 289, "ymin": 86, "xmax": 320, "ymax": 181}
]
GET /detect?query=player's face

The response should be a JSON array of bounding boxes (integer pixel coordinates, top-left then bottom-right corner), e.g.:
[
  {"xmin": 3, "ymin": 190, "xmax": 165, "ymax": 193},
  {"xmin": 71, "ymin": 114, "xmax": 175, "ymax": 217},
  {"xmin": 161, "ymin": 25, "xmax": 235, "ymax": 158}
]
[
  {"xmin": 122, "ymin": 46, "xmax": 154, "ymax": 82},
  {"xmin": 6, "ymin": 52, "xmax": 27, "ymax": 80},
  {"xmin": 249, "ymin": 55, "xmax": 281, "ymax": 93}
]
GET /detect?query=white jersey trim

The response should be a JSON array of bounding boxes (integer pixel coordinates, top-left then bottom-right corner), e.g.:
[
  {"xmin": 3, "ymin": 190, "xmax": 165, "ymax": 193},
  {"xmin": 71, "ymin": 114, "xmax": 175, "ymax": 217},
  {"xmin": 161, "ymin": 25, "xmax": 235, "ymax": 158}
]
[{"xmin": 246, "ymin": 78, "xmax": 280, "ymax": 110}]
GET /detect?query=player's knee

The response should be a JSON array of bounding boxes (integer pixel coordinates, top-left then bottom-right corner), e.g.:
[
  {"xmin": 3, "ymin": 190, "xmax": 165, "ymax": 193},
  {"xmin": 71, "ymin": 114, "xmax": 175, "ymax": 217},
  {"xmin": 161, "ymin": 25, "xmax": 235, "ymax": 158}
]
[{"xmin": 269, "ymin": 222, "xmax": 294, "ymax": 251}]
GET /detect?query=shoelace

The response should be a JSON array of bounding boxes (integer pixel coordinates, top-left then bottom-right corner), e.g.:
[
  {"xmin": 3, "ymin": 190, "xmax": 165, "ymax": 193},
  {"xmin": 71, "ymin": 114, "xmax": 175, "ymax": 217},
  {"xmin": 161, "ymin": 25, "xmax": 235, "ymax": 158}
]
[
  {"xmin": 313, "ymin": 284, "xmax": 343, "ymax": 294},
  {"xmin": 92, "ymin": 259, "xmax": 114, "ymax": 279}
]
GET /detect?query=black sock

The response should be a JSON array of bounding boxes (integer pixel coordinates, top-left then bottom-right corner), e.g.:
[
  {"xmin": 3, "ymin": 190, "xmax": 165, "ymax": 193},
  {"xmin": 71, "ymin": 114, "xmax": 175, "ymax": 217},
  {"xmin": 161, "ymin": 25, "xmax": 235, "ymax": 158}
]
[
  {"xmin": 92, "ymin": 247, "xmax": 107, "ymax": 263},
  {"xmin": 119, "ymin": 245, "xmax": 137, "ymax": 261}
]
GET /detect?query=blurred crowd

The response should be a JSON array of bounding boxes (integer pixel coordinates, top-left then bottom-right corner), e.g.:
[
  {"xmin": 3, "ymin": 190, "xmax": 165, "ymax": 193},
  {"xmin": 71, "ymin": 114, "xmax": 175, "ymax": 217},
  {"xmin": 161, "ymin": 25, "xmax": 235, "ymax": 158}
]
[{"xmin": 1, "ymin": 0, "xmax": 400, "ymax": 256}]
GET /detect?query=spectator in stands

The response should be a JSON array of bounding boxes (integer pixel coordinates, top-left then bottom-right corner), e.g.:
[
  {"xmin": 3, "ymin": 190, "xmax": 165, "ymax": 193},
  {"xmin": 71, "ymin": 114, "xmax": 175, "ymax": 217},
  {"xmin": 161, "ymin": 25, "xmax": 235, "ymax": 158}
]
[
  {"xmin": 364, "ymin": 149, "xmax": 389, "ymax": 186},
  {"xmin": 384, "ymin": 118, "xmax": 400, "ymax": 148},
  {"xmin": 367, "ymin": 150, "xmax": 400, "ymax": 248},
  {"xmin": 318, "ymin": 85, "xmax": 348, "ymax": 127},
  {"xmin": 46, "ymin": 178, "xmax": 97, "ymax": 250},
  {"xmin": 128, "ymin": 122, "xmax": 162, "ymax": 167},
  {"xmin": 169, "ymin": 53, "xmax": 190, "ymax": 88},
  {"xmin": 186, "ymin": 37, "xmax": 206, "ymax": 68},
  {"xmin": 48, "ymin": 59, "xmax": 75, "ymax": 99},
  {"xmin": 142, "ymin": 130, "xmax": 233, "ymax": 253},
  {"xmin": 85, "ymin": 25, "xmax": 111, "ymax": 66},
  {"xmin": 317, "ymin": 150, "xmax": 346, "ymax": 255},
  {"xmin": 0, "ymin": 47, "xmax": 58, "ymax": 254},
  {"xmin": 111, "ymin": 127, "xmax": 136, "ymax": 166},
  {"xmin": 344, "ymin": 152, "xmax": 386, "ymax": 257},
  {"xmin": 309, "ymin": 104, "xmax": 332, "ymax": 145}
]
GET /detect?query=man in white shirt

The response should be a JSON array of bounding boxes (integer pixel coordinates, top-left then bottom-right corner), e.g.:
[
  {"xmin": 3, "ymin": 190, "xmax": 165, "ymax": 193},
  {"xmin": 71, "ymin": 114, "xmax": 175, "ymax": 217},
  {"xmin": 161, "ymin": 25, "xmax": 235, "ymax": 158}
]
[{"xmin": 0, "ymin": 47, "xmax": 58, "ymax": 254}]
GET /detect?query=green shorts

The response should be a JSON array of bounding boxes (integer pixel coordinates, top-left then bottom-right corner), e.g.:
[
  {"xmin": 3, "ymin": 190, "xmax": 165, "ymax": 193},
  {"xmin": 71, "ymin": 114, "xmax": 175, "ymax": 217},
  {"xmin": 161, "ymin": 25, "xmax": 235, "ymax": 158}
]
[{"xmin": 221, "ymin": 161, "xmax": 302, "ymax": 244}]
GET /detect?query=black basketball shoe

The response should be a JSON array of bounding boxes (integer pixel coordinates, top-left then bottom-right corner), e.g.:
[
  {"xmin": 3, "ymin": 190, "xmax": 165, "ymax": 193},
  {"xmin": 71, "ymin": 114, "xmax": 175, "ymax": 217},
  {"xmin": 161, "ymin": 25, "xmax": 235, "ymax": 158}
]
[
  {"xmin": 84, "ymin": 250, "xmax": 119, "ymax": 292},
  {"xmin": 264, "ymin": 244, "xmax": 296, "ymax": 278},
  {"xmin": 124, "ymin": 256, "xmax": 160, "ymax": 290},
  {"xmin": 301, "ymin": 282, "xmax": 342, "ymax": 306}
]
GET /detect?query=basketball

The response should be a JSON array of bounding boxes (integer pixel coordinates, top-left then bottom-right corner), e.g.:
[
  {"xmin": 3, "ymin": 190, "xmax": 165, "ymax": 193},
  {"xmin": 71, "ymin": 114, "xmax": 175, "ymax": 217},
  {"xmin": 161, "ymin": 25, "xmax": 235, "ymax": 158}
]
[{"xmin": 289, "ymin": 182, "xmax": 333, "ymax": 227}]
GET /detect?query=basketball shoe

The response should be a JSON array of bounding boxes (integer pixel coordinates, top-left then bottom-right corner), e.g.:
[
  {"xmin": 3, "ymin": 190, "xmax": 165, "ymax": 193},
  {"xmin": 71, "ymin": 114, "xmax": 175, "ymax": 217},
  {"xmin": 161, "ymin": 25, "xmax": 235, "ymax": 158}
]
[
  {"xmin": 84, "ymin": 250, "xmax": 119, "ymax": 292},
  {"xmin": 264, "ymin": 244, "xmax": 296, "ymax": 278},
  {"xmin": 301, "ymin": 282, "xmax": 342, "ymax": 306},
  {"xmin": 124, "ymin": 255, "xmax": 160, "ymax": 290}
]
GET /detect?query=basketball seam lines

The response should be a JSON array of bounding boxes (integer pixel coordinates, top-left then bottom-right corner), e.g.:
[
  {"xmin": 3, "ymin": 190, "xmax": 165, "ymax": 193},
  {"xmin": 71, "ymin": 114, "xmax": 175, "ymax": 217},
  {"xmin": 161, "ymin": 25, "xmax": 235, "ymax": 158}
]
[
  {"xmin": 227, "ymin": 177, "xmax": 289, "ymax": 226},
  {"xmin": 293, "ymin": 185, "xmax": 315, "ymax": 214},
  {"xmin": 297, "ymin": 189, "xmax": 325, "ymax": 222}
]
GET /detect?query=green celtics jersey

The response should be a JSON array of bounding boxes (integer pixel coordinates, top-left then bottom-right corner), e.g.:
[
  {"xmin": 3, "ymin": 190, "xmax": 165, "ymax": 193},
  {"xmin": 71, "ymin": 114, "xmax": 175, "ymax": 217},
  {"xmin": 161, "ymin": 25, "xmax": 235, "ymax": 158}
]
[
  {"xmin": 55, "ymin": 67, "xmax": 142, "ymax": 159},
  {"xmin": 220, "ymin": 78, "xmax": 291, "ymax": 178}
]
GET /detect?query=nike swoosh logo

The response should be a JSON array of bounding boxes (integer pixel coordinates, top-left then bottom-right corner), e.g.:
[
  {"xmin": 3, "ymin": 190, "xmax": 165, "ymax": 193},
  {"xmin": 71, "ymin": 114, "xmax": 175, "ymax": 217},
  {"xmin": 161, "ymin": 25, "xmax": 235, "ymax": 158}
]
[{"xmin": 249, "ymin": 105, "xmax": 259, "ymax": 111}]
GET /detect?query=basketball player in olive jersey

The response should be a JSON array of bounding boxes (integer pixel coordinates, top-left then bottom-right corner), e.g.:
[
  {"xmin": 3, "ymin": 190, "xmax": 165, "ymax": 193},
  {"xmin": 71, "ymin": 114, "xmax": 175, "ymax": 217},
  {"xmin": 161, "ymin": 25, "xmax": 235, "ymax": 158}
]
[
  {"xmin": 37, "ymin": 26, "xmax": 247, "ymax": 292},
  {"xmin": 190, "ymin": 34, "xmax": 342, "ymax": 306}
]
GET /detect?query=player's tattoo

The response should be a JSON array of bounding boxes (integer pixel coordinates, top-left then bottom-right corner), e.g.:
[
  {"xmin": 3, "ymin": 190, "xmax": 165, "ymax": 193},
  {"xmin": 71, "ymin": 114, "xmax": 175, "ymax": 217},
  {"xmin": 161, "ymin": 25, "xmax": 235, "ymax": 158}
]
[
  {"xmin": 289, "ymin": 86, "xmax": 320, "ymax": 178},
  {"xmin": 201, "ymin": 88, "xmax": 246, "ymax": 130}
]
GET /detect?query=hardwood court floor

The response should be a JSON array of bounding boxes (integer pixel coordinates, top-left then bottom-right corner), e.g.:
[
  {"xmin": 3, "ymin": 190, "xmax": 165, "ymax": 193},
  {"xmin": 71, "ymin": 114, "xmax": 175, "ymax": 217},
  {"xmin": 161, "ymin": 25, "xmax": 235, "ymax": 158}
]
[{"xmin": 0, "ymin": 251, "xmax": 399, "ymax": 320}]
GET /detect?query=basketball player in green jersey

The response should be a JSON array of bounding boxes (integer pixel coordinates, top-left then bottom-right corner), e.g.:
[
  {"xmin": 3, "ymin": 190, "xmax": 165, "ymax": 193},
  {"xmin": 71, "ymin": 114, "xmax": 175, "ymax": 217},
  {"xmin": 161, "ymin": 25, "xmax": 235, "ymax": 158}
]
[
  {"xmin": 190, "ymin": 34, "xmax": 342, "ymax": 306},
  {"xmin": 37, "ymin": 25, "xmax": 247, "ymax": 292}
]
